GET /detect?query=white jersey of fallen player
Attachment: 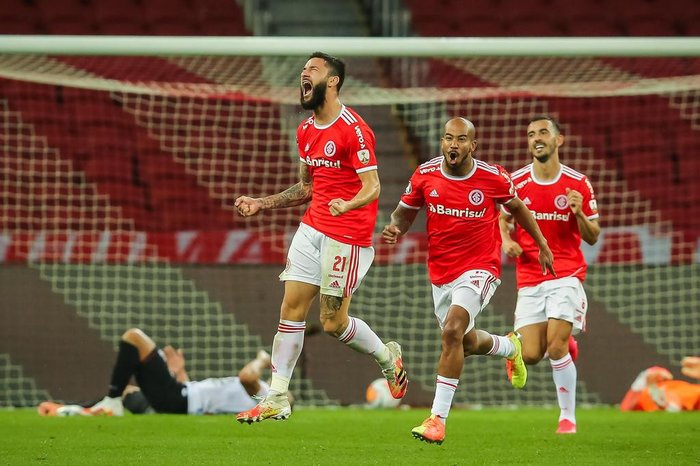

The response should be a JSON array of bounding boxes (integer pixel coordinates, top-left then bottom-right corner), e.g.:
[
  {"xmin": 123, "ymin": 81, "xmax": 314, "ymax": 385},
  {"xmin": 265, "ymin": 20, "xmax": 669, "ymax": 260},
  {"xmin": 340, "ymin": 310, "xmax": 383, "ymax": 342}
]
[{"xmin": 185, "ymin": 377, "xmax": 269, "ymax": 415}]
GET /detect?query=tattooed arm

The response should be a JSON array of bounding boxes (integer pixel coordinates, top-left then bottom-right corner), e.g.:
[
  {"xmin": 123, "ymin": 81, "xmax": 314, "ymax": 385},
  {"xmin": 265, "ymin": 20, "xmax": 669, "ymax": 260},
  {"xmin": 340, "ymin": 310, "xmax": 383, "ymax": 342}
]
[{"xmin": 235, "ymin": 162, "xmax": 313, "ymax": 217}]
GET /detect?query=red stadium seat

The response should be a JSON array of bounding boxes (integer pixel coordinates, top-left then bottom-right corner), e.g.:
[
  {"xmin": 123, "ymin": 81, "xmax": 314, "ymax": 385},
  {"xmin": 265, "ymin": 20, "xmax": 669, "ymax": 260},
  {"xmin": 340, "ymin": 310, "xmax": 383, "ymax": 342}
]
[
  {"xmin": 563, "ymin": 16, "xmax": 622, "ymax": 36},
  {"xmin": 36, "ymin": 0, "xmax": 86, "ymax": 22},
  {"xmin": 498, "ymin": 0, "xmax": 552, "ymax": 22},
  {"xmin": 0, "ymin": 1, "xmax": 40, "ymax": 34},
  {"xmin": 624, "ymin": 16, "xmax": 679, "ymax": 36},
  {"xmin": 148, "ymin": 19, "xmax": 200, "ymax": 35},
  {"xmin": 194, "ymin": 0, "xmax": 248, "ymax": 35},
  {"xmin": 93, "ymin": 0, "xmax": 144, "ymax": 34},
  {"xmin": 508, "ymin": 16, "xmax": 565, "ymax": 36},
  {"xmin": 142, "ymin": 0, "xmax": 194, "ymax": 23},
  {"xmin": 46, "ymin": 18, "xmax": 96, "ymax": 35},
  {"xmin": 0, "ymin": 16, "xmax": 40, "ymax": 34}
]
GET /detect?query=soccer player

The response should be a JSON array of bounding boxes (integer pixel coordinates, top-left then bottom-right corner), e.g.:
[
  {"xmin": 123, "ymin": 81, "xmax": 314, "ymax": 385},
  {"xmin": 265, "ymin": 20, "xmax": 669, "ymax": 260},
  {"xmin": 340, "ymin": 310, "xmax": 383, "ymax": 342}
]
[
  {"xmin": 38, "ymin": 328, "xmax": 276, "ymax": 416},
  {"xmin": 234, "ymin": 52, "xmax": 407, "ymax": 423},
  {"xmin": 382, "ymin": 117, "xmax": 554, "ymax": 445},
  {"xmin": 620, "ymin": 365, "xmax": 700, "ymax": 412},
  {"xmin": 499, "ymin": 115, "xmax": 600, "ymax": 434}
]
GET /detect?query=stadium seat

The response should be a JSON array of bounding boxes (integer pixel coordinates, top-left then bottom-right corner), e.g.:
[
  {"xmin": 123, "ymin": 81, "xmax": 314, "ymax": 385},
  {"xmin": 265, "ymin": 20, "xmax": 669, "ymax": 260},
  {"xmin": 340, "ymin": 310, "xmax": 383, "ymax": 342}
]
[
  {"xmin": 46, "ymin": 18, "xmax": 96, "ymax": 35},
  {"xmin": 680, "ymin": 13, "xmax": 700, "ymax": 35},
  {"xmin": 93, "ymin": 0, "xmax": 145, "ymax": 34},
  {"xmin": 508, "ymin": 16, "xmax": 565, "ymax": 36},
  {"xmin": 498, "ymin": 0, "xmax": 552, "ymax": 22},
  {"xmin": 148, "ymin": 20, "xmax": 200, "ymax": 35},
  {"xmin": 0, "ymin": 1, "xmax": 40, "ymax": 34},
  {"xmin": 562, "ymin": 16, "xmax": 622, "ymax": 36},
  {"xmin": 464, "ymin": 16, "xmax": 510, "ymax": 37},
  {"xmin": 624, "ymin": 16, "xmax": 679, "ymax": 36},
  {"xmin": 142, "ymin": 0, "xmax": 196, "ymax": 28},
  {"xmin": 36, "ymin": 0, "xmax": 87, "ymax": 23},
  {"xmin": 194, "ymin": 0, "xmax": 248, "ymax": 35},
  {"xmin": 96, "ymin": 21, "xmax": 147, "ymax": 35}
]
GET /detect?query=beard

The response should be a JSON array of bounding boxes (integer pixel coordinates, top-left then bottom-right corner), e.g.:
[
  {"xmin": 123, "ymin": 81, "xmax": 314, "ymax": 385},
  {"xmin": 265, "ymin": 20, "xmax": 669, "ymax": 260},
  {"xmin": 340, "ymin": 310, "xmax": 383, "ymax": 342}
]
[
  {"xmin": 300, "ymin": 81, "xmax": 327, "ymax": 110},
  {"xmin": 534, "ymin": 153, "xmax": 551, "ymax": 163}
]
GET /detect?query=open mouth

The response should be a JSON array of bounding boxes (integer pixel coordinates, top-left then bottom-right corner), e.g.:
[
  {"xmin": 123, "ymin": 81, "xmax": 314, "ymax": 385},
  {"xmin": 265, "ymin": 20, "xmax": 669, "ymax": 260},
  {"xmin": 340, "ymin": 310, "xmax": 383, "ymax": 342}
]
[
  {"xmin": 301, "ymin": 80, "xmax": 313, "ymax": 98},
  {"xmin": 448, "ymin": 151, "xmax": 458, "ymax": 162}
]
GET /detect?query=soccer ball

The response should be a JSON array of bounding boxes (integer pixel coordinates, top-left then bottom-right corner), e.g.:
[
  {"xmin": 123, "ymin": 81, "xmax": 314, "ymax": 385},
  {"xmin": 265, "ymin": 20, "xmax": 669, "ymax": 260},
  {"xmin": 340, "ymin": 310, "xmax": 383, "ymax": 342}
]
[{"xmin": 365, "ymin": 378, "xmax": 401, "ymax": 409}]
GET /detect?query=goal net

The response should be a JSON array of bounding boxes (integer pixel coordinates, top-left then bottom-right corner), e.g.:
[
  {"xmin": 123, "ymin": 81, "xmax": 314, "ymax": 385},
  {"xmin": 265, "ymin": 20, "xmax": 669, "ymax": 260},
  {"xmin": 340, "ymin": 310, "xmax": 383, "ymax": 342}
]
[{"xmin": 1, "ymin": 42, "xmax": 699, "ymax": 408}]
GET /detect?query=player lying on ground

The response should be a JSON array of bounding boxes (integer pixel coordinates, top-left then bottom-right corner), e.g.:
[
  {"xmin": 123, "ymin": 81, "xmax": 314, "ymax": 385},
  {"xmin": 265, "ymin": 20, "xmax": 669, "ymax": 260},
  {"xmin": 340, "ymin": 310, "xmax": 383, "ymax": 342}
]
[
  {"xmin": 620, "ymin": 365, "xmax": 700, "ymax": 412},
  {"xmin": 38, "ymin": 328, "xmax": 283, "ymax": 416}
]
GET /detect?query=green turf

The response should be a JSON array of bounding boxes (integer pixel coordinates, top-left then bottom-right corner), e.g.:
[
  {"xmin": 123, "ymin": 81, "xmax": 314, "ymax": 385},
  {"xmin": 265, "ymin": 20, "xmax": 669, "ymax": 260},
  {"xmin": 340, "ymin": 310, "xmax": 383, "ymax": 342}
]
[{"xmin": 2, "ymin": 407, "xmax": 698, "ymax": 465}]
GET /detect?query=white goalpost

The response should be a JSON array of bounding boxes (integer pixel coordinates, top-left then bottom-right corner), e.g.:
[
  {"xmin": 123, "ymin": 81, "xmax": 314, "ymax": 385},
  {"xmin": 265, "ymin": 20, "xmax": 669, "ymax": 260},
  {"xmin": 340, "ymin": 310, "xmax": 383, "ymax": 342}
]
[{"xmin": 1, "ymin": 35, "xmax": 700, "ymax": 56}]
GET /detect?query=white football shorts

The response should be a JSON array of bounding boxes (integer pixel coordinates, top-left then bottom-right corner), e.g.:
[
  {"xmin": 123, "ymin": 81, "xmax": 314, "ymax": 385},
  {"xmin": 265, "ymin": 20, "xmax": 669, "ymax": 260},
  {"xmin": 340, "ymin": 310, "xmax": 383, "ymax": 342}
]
[
  {"xmin": 279, "ymin": 222, "xmax": 374, "ymax": 298},
  {"xmin": 513, "ymin": 276, "xmax": 588, "ymax": 334},
  {"xmin": 432, "ymin": 269, "xmax": 501, "ymax": 334}
]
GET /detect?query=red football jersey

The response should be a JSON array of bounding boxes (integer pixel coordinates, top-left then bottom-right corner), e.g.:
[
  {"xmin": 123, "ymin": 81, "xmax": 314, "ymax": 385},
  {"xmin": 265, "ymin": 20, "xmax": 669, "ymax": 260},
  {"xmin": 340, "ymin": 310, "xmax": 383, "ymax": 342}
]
[
  {"xmin": 400, "ymin": 157, "xmax": 516, "ymax": 285},
  {"xmin": 296, "ymin": 105, "xmax": 378, "ymax": 247},
  {"xmin": 507, "ymin": 163, "xmax": 599, "ymax": 289}
]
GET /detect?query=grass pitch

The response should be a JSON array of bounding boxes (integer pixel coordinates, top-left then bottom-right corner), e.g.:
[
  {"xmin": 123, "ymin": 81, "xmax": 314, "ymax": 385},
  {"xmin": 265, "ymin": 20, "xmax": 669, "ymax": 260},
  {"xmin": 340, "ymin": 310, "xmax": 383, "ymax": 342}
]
[{"xmin": 2, "ymin": 406, "xmax": 698, "ymax": 465}]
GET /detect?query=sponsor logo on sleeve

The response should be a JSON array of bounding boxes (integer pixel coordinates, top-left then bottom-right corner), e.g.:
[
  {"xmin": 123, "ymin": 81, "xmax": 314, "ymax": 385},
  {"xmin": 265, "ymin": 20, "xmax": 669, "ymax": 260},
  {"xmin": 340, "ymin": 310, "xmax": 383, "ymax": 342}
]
[
  {"xmin": 589, "ymin": 199, "xmax": 597, "ymax": 211},
  {"xmin": 354, "ymin": 125, "xmax": 366, "ymax": 149},
  {"xmin": 404, "ymin": 181, "xmax": 412, "ymax": 195},
  {"xmin": 515, "ymin": 177, "xmax": 531, "ymax": 190},
  {"xmin": 357, "ymin": 149, "xmax": 370, "ymax": 165}
]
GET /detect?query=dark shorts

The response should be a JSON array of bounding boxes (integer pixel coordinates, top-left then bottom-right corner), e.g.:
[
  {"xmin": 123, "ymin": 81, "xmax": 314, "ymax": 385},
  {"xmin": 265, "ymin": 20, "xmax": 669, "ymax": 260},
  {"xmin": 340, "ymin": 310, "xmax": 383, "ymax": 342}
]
[{"xmin": 135, "ymin": 349, "xmax": 188, "ymax": 414}]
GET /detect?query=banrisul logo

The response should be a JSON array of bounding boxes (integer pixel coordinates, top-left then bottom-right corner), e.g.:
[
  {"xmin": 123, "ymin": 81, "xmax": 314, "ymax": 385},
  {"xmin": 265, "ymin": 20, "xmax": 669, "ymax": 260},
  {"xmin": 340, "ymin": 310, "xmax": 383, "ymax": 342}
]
[{"xmin": 428, "ymin": 203, "xmax": 486, "ymax": 218}]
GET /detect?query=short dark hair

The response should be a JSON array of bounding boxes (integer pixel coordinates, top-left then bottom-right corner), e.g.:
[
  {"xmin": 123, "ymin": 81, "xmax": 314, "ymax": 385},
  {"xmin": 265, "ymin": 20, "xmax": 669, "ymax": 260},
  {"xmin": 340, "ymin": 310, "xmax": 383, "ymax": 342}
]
[
  {"xmin": 308, "ymin": 51, "xmax": 346, "ymax": 92},
  {"xmin": 529, "ymin": 115, "xmax": 562, "ymax": 135}
]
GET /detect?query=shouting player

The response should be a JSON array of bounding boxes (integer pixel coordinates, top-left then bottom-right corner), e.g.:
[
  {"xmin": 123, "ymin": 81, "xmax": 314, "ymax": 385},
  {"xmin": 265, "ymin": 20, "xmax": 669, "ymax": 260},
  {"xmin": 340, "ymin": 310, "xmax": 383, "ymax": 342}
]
[
  {"xmin": 383, "ymin": 117, "xmax": 554, "ymax": 444},
  {"xmin": 500, "ymin": 115, "xmax": 600, "ymax": 434},
  {"xmin": 234, "ymin": 52, "xmax": 407, "ymax": 423}
]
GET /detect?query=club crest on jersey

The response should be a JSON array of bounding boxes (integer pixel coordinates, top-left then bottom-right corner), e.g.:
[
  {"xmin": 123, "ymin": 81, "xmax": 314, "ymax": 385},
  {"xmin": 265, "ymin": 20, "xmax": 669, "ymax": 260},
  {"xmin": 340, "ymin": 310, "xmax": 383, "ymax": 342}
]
[
  {"xmin": 324, "ymin": 141, "xmax": 336, "ymax": 157},
  {"xmin": 554, "ymin": 194, "xmax": 569, "ymax": 210},
  {"xmin": 469, "ymin": 189, "xmax": 484, "ymax": 206},
  {"xmin": 357, "ymin": 149, "xmax": 370, "ymax": 165}
]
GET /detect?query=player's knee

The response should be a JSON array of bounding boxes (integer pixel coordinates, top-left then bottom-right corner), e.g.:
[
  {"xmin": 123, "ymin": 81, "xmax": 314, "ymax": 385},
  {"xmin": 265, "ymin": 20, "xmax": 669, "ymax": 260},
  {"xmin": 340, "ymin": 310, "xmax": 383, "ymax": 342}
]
[
  {"xmin": 523, "ymin": 352, "xmax": 542, "ymax": 365},
  {"xmin": 121, "ymin": 328, "xmax": 156, "ymax": 355},
  {"xmin": 441, "ymin": 325, "xmax": 464, "ymax": 348},
  {"xmin": 121, "ymin": 328, "xmax": 145, "ymax": 343},
  {"xmin": 546, "ymin": 341, "xmax": 568, "ymax": 360},
  {"xmin": 321, "ymin": 318, "xmax": 343, "ymax": 337}
]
